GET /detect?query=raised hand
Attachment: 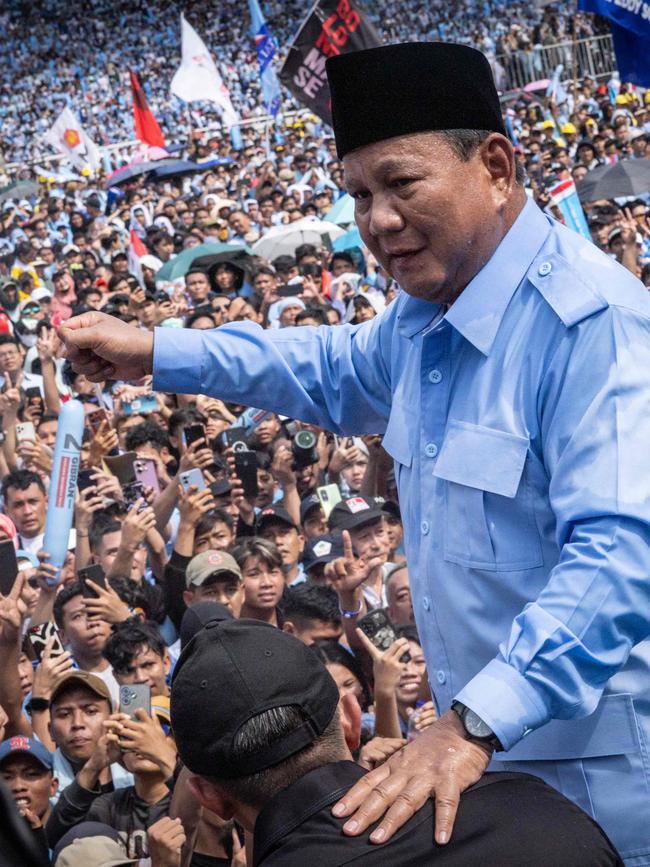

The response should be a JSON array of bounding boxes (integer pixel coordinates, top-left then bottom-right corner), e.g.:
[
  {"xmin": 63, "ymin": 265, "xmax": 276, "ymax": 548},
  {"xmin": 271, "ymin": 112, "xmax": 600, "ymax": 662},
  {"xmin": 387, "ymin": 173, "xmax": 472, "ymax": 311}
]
[
  {"xmin": 0, "ymin": 574, "xmax": 28, "ymax": 641},
  {"xmin": 58, "ymin": 311, "xmax": 154, "ymax": 382},
  {"xmin": 325, "ymin": 529, "xmax": 383, "ymax": 610}
]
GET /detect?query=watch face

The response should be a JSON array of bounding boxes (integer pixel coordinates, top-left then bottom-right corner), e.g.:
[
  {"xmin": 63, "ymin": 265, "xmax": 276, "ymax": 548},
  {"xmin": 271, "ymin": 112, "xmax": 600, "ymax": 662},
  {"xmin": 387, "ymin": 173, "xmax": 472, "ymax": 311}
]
[{"xmin": 464, "ymin": 708, "xmax": 494, "ymax": 740}]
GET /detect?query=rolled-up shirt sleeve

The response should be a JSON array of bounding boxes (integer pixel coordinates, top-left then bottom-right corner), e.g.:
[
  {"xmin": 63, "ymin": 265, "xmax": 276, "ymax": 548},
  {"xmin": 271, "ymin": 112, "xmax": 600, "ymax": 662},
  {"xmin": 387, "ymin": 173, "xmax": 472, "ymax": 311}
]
[
  {"xmin": 456, "ymin": 305, "xmax": 650, "ymax": 750},
  {"xmin": 152, "ymin": 305, "xmax": 398, "ymax": 435}
]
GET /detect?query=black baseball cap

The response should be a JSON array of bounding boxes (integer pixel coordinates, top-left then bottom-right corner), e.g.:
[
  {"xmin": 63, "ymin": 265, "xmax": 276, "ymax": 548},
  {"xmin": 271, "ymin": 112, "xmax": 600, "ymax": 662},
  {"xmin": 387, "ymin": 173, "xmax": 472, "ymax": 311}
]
[
  {"xmin": 171, "ymin": 619, "xmax": 339, "ymax": 778},
  {"xmin": 256, "ymin": 504, "xmax": 297, "ymax": 532},
  {"xmin": 179, "ymin": 601, "xmax": 233, "ymax": 651},
  {"xmin": 301, "ymin": 533, "xmax": 344, "ymax": 572},
  {"xmin": 299, "ymin": 493, "xmax": 322, "ymax": 524},
  {"xmin": 328, "ymin": 495, "xmax": 383, "ymax": 531}
]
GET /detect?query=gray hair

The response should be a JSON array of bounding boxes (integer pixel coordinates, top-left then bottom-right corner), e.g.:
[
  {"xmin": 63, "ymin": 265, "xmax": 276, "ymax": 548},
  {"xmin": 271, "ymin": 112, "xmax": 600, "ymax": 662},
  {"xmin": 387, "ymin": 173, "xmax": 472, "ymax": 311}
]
[{"xmin": 438, "ymin": 129, "xmax": 527, "ymax": 186}]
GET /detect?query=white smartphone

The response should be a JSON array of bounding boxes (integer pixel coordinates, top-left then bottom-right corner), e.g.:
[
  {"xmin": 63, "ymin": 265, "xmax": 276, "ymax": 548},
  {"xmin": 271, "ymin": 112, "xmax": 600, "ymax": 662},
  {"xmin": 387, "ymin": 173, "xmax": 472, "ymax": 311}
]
[
  {"xmin": 16, "ymin": 422, "xmax": 36, "ymax": 442},
  {"xmin": 179, "ymin": 467, "xmax": 206, "ymax": 493},
  {"xmin": 317, "ymin": 483, "xmax": 342, "ymax": 518}
]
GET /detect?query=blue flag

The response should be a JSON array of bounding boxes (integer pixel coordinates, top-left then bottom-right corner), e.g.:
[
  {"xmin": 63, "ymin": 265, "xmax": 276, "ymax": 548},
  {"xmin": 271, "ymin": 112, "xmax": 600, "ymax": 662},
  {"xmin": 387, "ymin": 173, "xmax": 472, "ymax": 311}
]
[
  {"xmin": 248, "ymin": 0, "xmax": 282, "ymax": 117},
  {"xmin": 578, "ymin": 0, "xmax": 650, "ymax": 87}
]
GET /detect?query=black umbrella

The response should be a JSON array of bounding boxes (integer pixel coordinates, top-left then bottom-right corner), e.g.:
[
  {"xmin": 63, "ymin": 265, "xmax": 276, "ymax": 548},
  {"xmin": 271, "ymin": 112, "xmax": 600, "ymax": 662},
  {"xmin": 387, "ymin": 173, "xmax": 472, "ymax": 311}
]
[
  {"xmin": 576, "ymin": 159, "xmax": 650, "ymax": 202},
  {"xmin": 148, "ymin": 160, "xmax": 207, "ymax": 180}
]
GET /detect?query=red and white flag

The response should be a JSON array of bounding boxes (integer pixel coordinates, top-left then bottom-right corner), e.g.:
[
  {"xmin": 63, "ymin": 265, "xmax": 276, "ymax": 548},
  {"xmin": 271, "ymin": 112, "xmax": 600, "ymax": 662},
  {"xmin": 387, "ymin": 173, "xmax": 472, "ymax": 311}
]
[{"xmin": 128, "ymin": 229, "xmax": 148, "ymax": 287}]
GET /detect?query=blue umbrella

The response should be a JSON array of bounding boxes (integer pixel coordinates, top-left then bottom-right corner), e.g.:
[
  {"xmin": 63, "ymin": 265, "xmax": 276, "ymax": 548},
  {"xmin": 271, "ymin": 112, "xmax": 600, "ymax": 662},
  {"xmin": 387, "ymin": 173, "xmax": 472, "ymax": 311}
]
[
  {"xmin": 149, "ymin": 160, "xmax": 207, "ymax": 180},
  {"xmin": 326, "ymin": 193, "xmax": 355, "ymax": 226},
  {"xmin": 333, "ymin": 226, "xmax": 363, "ymax": 252}
]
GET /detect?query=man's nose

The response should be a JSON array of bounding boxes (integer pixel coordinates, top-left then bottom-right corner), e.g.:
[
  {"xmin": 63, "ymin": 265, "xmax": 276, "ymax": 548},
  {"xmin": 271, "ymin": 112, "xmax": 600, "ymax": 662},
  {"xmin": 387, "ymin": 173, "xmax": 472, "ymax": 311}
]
[{"xmin": 367, "ymin": 195, "xmax": 405, "ymax": 236}]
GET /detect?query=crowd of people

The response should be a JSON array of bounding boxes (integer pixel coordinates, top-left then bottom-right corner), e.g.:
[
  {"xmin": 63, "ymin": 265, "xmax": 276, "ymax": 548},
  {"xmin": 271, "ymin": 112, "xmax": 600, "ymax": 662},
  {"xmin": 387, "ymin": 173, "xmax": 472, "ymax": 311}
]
[
  {"xmin": 0, "ymin": 1, "xmax": 647, "ymax": 866},
  {"xmin": 0, "ymin": 0, "xmax": 610, "ymax": 165}
]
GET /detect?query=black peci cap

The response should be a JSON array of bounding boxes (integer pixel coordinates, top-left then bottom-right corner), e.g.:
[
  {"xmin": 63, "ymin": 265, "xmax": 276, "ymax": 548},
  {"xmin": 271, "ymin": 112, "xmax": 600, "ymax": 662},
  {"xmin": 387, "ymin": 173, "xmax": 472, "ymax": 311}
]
[
  {"xmin": 171, "ymin": 619, "xmax": 339, "ymax": 778},
  {"xmin": 326, "ymin": 42, "xmax": 506, "ymax": 159}
]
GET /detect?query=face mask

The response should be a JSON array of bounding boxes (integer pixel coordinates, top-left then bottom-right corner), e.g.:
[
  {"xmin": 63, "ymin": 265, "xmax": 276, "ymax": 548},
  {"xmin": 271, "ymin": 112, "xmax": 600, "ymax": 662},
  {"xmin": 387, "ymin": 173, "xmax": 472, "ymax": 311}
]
[
  {"xmin": 20, "ymin": 317, "xmax": 39, "ymax": 330},
  {"xmin": 18, "ymin": 331, "xmax": 37, "ymax": 348}
]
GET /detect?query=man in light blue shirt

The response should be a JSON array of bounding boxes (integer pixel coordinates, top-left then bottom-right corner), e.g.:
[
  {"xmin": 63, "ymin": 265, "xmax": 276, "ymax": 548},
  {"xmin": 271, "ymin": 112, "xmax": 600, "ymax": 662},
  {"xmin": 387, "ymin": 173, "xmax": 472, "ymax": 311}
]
[{"xmin": 59, "ymin": 43, "xmax": 648, "ymax": 862}]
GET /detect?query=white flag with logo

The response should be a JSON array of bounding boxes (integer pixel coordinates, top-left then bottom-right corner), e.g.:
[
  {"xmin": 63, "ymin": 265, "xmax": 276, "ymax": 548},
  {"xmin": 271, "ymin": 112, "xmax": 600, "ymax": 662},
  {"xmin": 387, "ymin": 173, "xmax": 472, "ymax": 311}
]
[
  {"xmin": 171, "ymin": 14, "xmax": 238, "ymax": 127},
  {"xmin": 44, "ymin": 107, "xmax": 101, "ymax": 172}
]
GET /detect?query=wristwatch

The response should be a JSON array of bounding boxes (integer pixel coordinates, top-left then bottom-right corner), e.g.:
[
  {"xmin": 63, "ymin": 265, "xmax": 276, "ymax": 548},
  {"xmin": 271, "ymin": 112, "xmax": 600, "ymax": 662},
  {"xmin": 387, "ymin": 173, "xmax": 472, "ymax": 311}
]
[
  {"xmin": 26, "ymin": 696, "xmax": 50, "ymax": 714},
  {"xmin": 451, "ymin": 701, "xmax": 503, "ymax": 752}
]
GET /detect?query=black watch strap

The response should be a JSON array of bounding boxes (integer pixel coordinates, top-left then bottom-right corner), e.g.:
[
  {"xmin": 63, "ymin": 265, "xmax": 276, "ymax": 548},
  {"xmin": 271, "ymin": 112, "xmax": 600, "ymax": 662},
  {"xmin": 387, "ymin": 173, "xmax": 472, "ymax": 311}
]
[
  {"xmin": 27, "ymin": 697, "xmax": 50, "ymax": 713},
  {"xmin": 451, "ymin": 701, "xmax": 503, "ymax": 752}
]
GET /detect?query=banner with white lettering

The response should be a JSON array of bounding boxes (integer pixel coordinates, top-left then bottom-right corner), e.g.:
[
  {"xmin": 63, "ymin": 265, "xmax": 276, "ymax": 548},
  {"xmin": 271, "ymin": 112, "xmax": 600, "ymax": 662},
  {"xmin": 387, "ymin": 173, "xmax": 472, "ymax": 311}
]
[
  {"xmin": 579, "ymin": 0, "xmax": 650, "ymax": 86},
  {"xmin": 279, "ymin": 0, "xmax": 381, "ymax": 124}
]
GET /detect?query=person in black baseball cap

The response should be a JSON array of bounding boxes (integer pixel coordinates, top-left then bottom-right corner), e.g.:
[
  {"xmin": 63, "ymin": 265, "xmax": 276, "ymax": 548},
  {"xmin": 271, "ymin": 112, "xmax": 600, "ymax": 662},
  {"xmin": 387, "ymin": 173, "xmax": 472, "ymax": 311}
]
[
  {"xmin": 172, "ymin": 620, "xmax": 622, "ymax": 867},
  {"xmin": 328, "ymin": 496, "xmax": 390, "ymax": 611},
  {"xmin": 257, "ymin": 505, "xmax": 305, "ymax": 587},
  {"xmin": 300, "ymin": 493, "xmax": 328, "ymax": 540}
]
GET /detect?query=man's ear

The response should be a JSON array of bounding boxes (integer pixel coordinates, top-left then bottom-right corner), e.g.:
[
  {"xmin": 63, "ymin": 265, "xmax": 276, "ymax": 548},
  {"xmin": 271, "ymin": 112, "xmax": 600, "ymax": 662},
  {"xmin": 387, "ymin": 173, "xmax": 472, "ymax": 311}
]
[
  {"xmin": 339, "ymin": 692, "xmax": 362, "ymax": 751},
  {"xmin": 282, "ymin": 620, "xmax": 295, "ymax": 635},
  {"xmin": 188, "ymin": 774, "xmax": 235, "ymax": 821},
  {"xmin": 182, "ymin": 590, "xmax": 194, "ymax": 608}
]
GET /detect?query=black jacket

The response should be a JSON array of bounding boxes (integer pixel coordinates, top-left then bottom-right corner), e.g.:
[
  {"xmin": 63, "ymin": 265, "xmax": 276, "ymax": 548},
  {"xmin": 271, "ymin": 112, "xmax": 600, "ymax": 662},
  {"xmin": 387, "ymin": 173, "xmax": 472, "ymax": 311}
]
[{"xmin": 252, "ymin": 762, "xmax": 622, "ymax": 866}]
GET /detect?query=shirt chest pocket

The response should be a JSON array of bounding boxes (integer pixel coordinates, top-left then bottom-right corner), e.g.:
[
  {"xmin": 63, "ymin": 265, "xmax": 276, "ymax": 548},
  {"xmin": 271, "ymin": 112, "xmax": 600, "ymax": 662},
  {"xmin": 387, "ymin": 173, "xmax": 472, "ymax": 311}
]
[{"xmin": 433, "ymin": 420, "xmax": 543, "ymax": 571}]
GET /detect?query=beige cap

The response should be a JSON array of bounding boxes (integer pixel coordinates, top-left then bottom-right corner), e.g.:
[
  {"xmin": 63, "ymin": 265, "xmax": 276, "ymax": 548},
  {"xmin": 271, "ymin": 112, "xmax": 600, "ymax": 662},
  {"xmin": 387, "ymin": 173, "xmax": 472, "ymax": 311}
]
[
  {"xmin": 185, "ymin": 550, "xmax": 242, "ymax": 589},
  {"xmin": 50, "ymin": 671, "xmax": 112, "ymax": 708},
  {"xmin": 55, "ymin": 835, "xmax": 138, "ymax": 867}
]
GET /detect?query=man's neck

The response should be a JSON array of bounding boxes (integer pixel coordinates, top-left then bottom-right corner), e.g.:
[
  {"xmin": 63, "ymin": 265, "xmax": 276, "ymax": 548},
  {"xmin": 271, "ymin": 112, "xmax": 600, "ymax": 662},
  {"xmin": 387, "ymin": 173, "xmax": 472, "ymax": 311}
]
[
  {"xmin": 240, "ymin": 603, "xmax": 278, "ymax": 627},
  {"xmin": 283, "ymin": 562, "xmax": 298, "ymax": 585},
  {"xmin": 134, "ymin": 771, "xmax": 169, "ymax": 805},
  {"xmin": 74, "ymin": 650, "xmax": 108, "ymax": 673}
]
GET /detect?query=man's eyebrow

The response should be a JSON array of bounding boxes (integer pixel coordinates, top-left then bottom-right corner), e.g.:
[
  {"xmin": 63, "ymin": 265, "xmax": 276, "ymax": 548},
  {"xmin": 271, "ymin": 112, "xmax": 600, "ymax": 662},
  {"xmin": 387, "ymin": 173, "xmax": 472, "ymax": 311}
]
[{"xmin": 345, "ymin": 159, "xmax": 414, "ymax": 190}]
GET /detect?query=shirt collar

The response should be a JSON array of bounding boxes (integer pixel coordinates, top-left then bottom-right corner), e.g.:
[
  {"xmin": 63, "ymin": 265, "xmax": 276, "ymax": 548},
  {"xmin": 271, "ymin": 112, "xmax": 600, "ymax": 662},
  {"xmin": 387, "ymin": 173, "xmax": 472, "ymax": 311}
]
[
  {"xmin": 444, "ymin": 198, "xmax": 551, "ymax": 356},
  {"xmin": 253, "ymin": 760, "xmax": 365, "ymax": 866}
]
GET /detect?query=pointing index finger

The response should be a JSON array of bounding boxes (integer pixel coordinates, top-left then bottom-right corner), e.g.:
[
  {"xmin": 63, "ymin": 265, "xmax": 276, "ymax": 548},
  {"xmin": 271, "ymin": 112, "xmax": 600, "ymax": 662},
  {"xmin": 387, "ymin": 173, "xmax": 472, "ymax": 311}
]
[{"xmin": 342, "ymin": 529, "xmax": 354, "ymax": 561}]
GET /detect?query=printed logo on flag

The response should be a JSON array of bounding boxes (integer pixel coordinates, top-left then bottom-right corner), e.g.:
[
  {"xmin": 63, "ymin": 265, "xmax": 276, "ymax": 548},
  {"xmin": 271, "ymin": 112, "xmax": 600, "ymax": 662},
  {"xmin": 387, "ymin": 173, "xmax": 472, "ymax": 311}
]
[
  {"xmin": 63, "ymin": 128, "xmax": 81, "ymax": 148},
  {"xmin": 346, "ymin": 497, "xmax": 369, "ymax": 514}
]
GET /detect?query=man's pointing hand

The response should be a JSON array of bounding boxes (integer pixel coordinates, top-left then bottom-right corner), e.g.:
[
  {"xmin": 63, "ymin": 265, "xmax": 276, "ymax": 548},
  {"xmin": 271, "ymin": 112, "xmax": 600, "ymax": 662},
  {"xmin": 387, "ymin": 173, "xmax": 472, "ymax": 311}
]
[{"xmin": 58, "ymin": 311, "xmax": 154, "ymax": 382}]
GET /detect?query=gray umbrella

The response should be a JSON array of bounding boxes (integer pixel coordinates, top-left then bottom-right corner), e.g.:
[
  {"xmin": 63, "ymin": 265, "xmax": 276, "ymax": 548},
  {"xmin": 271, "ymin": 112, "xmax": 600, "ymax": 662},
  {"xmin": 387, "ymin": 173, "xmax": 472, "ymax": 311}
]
[{"xmin": 576, "ymin": 159, "xmax": 650, "ymax": 203}]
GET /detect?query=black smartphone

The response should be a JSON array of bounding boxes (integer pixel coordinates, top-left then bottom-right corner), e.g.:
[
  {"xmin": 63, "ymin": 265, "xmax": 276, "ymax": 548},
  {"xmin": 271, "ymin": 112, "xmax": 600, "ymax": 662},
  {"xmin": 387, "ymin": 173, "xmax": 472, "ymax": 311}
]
[
  {"xmin": 119, "ymin": 683, "xmax": 151, "ymax": 719},
  {"xmin": 223, "ymin": 427, "xmax": 248, "ymax": 451},
  {"xmin": 78, "ymin": 564, "xmax": 107, "ymax": 598},
  {"xmin": 183, "ymin": 423, "xmax": 206, "ymax": 449},
  {"xmin": 77, "ymin": 468, "xmax": 97, "ymax": 492},
  {"xmin": 357, "ymin": 609, "xmax": 411, "ymax": 662},
  {"xmin": 24, "ymin": 386, "xmax": 44, "ymax": 417},
  {"xmin": 0, "ymin": 539, "xmax": 19, "ymax": 597},
  {"xmin": 235, "ymin": 451, "xmax": 259, "ymax": 498}
]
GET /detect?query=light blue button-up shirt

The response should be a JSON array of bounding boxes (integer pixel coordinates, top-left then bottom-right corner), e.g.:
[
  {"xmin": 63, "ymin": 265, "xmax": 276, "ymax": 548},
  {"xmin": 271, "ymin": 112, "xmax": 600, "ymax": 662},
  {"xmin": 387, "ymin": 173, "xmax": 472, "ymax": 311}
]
[{"xmin": 153, "ymin": 199, "xmax": 650, "ymax": 760}]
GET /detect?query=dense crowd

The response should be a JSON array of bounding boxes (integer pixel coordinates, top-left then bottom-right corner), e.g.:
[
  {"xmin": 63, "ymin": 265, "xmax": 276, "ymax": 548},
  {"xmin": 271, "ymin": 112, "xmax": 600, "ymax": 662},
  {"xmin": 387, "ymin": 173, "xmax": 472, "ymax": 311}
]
[
  {"xmin": 0, "ymin": 0, "xmax": 606, "ymax": 165},
  {"xmin": 0, "ymin": 1, "xmax": 648, "ymax": 865}
]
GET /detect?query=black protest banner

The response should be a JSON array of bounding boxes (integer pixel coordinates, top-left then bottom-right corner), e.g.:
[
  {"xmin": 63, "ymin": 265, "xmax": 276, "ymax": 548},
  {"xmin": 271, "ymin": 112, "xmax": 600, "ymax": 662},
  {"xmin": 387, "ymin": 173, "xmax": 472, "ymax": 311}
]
[{"xmin": 279, "ymin": 0, "xmax": 381, "ymax": 124}]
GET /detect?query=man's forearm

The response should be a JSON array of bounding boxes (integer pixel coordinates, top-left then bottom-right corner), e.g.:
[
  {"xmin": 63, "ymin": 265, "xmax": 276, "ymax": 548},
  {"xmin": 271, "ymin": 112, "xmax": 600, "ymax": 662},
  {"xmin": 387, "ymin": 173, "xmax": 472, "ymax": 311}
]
[
  {"xmin": 41, "ymin": 358, "xmax": 61, "ymax": 414},
  {"xmin": 0, "ymin": 635, "xmax": 32, "ymax": 736}
]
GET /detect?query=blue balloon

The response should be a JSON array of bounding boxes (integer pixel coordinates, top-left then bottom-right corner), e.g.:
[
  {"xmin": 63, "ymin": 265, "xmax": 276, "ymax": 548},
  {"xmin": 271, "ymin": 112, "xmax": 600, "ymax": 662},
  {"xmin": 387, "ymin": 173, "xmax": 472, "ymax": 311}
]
[{"xmin": 43, "ymin": 400, "xmax": 85, "ymax": 583}]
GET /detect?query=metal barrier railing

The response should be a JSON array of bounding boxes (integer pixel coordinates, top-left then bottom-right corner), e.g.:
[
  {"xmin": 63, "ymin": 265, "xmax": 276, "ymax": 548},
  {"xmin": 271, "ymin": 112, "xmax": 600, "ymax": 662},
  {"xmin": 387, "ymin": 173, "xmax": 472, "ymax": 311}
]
[{"xmin": 495, "ymin": 33, "xmax": 616, "ymax": 91}]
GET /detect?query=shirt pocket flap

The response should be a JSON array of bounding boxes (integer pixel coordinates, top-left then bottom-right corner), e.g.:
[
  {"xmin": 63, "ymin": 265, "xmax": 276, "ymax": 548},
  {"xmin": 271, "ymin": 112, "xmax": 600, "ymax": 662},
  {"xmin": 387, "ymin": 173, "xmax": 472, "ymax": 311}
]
[
  {"xmin": 492, "ymin": 694, "xmax": 639, "ymax": 761},
  {"xmin": 434, "ymin": 420, "xmax": 529, "ymax": 499},
  {"xmin": 382, "ymin": 406, "xmax": 414, "ymax": 468}
]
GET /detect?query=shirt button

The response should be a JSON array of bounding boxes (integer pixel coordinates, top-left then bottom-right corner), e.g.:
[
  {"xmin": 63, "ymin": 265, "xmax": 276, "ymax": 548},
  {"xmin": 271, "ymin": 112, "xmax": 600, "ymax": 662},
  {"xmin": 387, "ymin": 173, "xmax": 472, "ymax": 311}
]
[
  {"xmin": 538, "ymin": 261, "xmax": 552, "ymax": 276},
  {"xmin": 421, "ymin": 520, "xmax": 430, "ymax": 535},
  {"xmin": 436, "ymin": 670, "xmax": 446, "ymax": 684},
  {"xmin": 422, "ymin": 596, "xmax": 430, "ymax": 611},
  {"xmin": 428, "ymin": 369, "xmax": 442, "ymax": 384},
  {"xmin": 424, "ymin": 442, "xmax": 438, "ymax": 458}
]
